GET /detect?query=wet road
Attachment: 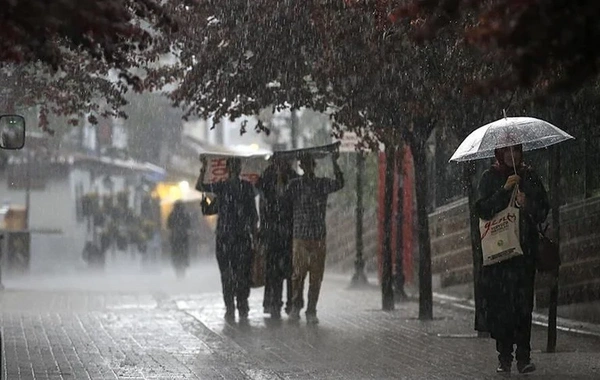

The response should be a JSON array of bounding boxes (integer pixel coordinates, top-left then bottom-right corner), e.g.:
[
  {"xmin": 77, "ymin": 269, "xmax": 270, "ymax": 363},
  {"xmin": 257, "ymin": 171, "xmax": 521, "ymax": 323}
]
[{"xmin": 1, "ymin": 260, "xmax": 599, "ymax": 379}]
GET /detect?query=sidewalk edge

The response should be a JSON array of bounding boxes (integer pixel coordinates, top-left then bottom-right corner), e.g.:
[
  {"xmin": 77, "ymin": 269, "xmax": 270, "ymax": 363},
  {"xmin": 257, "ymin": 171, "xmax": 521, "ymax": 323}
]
[
  {"xmin": 432, "ymin": 291, "xmax": 600, "ymax": 338},
  {"xmin": 326, "ymin": 272, "xmax": 600, "ymax": 338}
]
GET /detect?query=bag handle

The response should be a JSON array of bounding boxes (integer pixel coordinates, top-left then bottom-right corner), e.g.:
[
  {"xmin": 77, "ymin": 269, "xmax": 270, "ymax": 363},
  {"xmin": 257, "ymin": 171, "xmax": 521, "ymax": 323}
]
[
  {"xmin": 508, "ymin": 185, "xmax": 519, "ymax": 208},
  {"xmin": 538, "ymin": 222, "xmax": 549, "ymax": 236}
]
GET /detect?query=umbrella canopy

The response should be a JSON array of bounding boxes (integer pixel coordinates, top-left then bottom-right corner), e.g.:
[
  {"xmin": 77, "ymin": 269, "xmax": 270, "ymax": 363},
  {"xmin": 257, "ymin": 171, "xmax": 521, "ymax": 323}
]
[{"xmin": 450, "ymin": 117, "xmax": 574, "ymax": 162}]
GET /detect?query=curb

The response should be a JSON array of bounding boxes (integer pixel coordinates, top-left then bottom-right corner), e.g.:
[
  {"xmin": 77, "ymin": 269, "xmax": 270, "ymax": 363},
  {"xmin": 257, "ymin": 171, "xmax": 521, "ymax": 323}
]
[
  {"xmin": 433, "ymin": 291, "xmax": 600, "ymax": 339},
  {"xmin": 327, "ymin": 272, "xmax": 600, "ymax": 338}
]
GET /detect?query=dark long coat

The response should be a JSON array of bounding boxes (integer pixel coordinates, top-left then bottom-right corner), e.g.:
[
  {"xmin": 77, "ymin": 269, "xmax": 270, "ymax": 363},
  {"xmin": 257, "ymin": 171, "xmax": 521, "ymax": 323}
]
[
  {"xmin": 256, "ymin": 165, "xmax": 298, "ymax": 276},
  {"xmin": 167, "ymin": 204, "xmax": 191, "ymax": 264},
  {"xmin": 475, "ymin": 165, "xmax": 549, "ymax": 340}
]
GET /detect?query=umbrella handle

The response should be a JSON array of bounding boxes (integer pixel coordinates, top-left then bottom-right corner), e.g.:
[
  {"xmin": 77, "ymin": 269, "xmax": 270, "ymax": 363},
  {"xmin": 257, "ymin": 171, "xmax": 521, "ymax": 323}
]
[
  {"xmin": 504, "ymin": 109, "xmax": 518, "ymax": 175},
  {"xmin": 509, "ymin": 186, "xmax": 520, "ymax": 208},
  {"xmin": 509, "ymin": 146, "xmax": 518, "ymax": 175}
]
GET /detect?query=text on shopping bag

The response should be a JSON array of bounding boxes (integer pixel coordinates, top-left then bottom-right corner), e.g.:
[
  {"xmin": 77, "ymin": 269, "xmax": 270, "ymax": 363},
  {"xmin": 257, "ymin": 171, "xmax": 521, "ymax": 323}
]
[{"xmin": 479, "ymin": 205, "xmax": 523, "ymax": 266}]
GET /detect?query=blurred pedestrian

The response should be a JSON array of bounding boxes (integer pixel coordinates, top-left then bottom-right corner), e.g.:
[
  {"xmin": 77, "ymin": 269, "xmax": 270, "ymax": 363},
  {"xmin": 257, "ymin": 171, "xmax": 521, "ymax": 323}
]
[
  {"xmin": 167, "ymin": 200, "xmax": 191, "ymax": 278},
  {"xmin": 287, "ymin": 151, "xmax": 344, "ymax": 324},
  {"xmin": 475, "ymin": 144, "xmax": 549, "ymax": 375},
  {"xmin": 257, "ymin": 156, "xmax": 299, "ymax": 319},
  {"xmin": 196, "ymin": 157, "xmax": 258, "ymax": 321}
]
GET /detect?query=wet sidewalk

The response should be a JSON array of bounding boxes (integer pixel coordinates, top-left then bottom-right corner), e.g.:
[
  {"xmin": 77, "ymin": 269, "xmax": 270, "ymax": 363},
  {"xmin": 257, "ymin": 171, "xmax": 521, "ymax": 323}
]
[{"xmin": 1, "ymin": 265, "xmax": 599, "ymax": 379}]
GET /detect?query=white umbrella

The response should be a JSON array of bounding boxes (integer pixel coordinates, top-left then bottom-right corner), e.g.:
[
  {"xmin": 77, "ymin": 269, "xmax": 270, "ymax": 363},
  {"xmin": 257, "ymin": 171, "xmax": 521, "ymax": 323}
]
[{"xmin": 450, "ymin": 117, "xmax": 574, "ymax": 162}]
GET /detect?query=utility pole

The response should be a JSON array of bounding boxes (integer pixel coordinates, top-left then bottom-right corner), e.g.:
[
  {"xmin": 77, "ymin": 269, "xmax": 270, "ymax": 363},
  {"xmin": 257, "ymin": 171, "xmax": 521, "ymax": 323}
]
[
  {"xmin": 214, "ymin": 118, "xmax": 225, "ymax": 146},
  {"xmin": 290, "ymin": 110, "xmax": 298, "ymax": 149},
  {"xmin": 25, "ymin": 149, "xmax": 31, "ymax": 230}
]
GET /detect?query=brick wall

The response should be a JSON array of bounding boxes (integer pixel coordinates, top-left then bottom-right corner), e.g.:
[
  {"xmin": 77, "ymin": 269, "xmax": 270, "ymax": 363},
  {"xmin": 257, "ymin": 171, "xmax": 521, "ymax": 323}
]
[
  {"xmin": 536, "ymin": 196, "xmax": 600, "ymax": 307},
  {"xmin": 429, "ymin": 198, "xmax": 473, "ymax": 288},
  {"xmin": 428, "ymin": 195, "xmax": 600, "ymax": 308}
]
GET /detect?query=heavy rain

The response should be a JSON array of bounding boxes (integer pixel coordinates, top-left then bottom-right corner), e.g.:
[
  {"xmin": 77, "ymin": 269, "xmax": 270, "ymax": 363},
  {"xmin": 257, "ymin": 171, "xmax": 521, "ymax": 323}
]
[{"xmin": 1, "ymin": 1, "xmax": 600, "ymax": 379}]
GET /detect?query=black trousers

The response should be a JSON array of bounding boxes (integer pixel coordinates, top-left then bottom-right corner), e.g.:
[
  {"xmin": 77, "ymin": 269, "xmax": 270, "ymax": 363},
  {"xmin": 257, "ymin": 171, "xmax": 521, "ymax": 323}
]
[
  {"xmin": 496, "ymin": 312, "xmax": 533, "ymax": 364},
  {"xmin": 216, "ymin": 234, "xmax": 252, "ymax": 313},
  {"xmin": 262, "ymin": 232, "xmax": 298, "ymax": 312},
  {"xmin": 485, "ymin": 258, "xmax": 536, "ymax": 365},
  {"xmin": 263, "ymin": 273, "xmax": 293, "ymax": 312}
]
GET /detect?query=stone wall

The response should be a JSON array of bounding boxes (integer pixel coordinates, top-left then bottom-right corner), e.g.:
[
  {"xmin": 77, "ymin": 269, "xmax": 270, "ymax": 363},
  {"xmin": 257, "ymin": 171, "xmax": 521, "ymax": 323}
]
[
  {"xmin": 429, "ymin": 198, "xmax": 473, "ymax": 288},
  {"xmin": 537, "ymin": 196, "xmax": 600, "ymax": 308}
]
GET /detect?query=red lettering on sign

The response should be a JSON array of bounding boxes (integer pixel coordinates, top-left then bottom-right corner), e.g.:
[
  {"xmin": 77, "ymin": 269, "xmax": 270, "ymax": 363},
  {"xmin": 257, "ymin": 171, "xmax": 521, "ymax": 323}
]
[
  {"xmin": 209, "ymin": 158, "xmax": 228, "ymax": 182},
  {"xmin": 241, "ymin": 173, "xmax": 260, "ymax": 184},
  {"xmin": 481, "ymin": 212, "xmax": 517, "ymax": 240}
]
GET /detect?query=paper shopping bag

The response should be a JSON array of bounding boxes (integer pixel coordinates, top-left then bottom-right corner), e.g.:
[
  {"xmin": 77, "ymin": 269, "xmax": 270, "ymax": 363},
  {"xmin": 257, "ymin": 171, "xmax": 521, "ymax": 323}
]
[{"xmin": 480, "ymin": 188, "xmax": 523, "ymax": 266}]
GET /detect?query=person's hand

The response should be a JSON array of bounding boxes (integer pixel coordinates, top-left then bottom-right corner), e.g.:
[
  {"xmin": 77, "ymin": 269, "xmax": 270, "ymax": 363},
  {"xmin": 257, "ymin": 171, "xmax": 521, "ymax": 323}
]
[
  {"xmin": 504, "ymin": 174, "xmax": 521, "ymax": 190},
  {"xmin": 251, "ymin": 229, "xmax": 259, "ymax": 249},
  {"xmin": 516, "ymin": 191, "xmax": 526, "ymax": 207}
]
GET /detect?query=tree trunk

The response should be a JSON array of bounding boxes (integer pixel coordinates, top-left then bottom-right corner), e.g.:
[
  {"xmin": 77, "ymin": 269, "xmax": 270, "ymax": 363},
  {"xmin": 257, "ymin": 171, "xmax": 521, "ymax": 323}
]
[
  {"xmin": 547, "ymin": 144, "xmax": 561, "ymax": 352},
  {"xmin": 382, "ymin": 145, "xmax": 396, "ymax": 310},
  {"xmin": 395, "ymin": 146, "xmax": 408, "ymax": 301},
  {"xmin": 464, "ymin": 162, "xmax": 488, "ymax": 334},
  {"xmin": 411, "ymin": 142, "xmax": 433, "ymax": 320}
]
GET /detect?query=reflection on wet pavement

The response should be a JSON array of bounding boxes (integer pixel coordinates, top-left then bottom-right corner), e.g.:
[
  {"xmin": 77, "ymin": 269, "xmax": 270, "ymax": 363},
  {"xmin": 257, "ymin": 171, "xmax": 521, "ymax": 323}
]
[{"xmin": 0, "ymin": 260, "xmax": 599, "ymax": 379}]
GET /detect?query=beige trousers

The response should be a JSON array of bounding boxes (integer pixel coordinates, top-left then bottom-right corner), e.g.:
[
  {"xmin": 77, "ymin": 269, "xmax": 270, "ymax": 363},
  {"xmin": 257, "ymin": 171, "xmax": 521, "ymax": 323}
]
[{"xmin": 291, "ymin": 239, "xmax": 326, "ymax": 314}]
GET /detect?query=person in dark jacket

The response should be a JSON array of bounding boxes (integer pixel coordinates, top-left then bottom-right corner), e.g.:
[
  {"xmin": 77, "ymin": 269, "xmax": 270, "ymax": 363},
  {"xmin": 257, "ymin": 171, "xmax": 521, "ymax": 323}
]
[
  {"xmin": 196, "ymin": 157, "xmax": 258, "ymax": 321},
  {"xmin": 167, "ymin": 200, "xmax": 191, "ymax": 278},
  {"xmin": 475, "ymin": 144, "xmax": 549, "ymax": 375},
  {"xmin": 256, "ymin": 156, "xmax": 299, "ymax": 319}
]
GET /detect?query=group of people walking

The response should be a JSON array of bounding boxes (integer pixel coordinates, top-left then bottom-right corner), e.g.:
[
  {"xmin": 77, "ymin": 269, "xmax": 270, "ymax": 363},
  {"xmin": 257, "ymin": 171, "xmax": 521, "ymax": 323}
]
[
  {"xmin": 195, "ymin": 151, "xmax": 344, "ymax": 324},
  {"xmin": 168, "ymin": 141, "xmax": 549, "ymax": 374}
]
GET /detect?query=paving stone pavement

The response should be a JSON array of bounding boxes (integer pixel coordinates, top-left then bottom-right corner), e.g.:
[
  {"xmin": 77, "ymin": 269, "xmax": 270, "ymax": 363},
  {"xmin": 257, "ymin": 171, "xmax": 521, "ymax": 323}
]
[{"xmin": 1, "ymin": 262, "xmax": 599, "ymax": 380}]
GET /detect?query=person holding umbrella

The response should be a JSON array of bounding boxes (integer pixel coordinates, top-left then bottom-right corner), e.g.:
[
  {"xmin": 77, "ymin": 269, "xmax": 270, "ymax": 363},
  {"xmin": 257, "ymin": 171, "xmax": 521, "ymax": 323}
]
[
  {"xmin": 475, "ymin": 144, "xmax": 549, "ymax": 374},
  {"xmin": 450, "ymin": 116, "xmax": 572, "ymax": 374}
]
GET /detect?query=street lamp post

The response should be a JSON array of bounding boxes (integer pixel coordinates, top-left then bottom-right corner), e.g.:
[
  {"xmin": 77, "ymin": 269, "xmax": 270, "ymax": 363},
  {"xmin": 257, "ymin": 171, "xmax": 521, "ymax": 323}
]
[
  {"xmin": 351, "ymin": 152, "xmax": 368, "ymax": 287},
  {"xmin": 290, "ymin": 109, "xmax": 299, "ymax": 149}
]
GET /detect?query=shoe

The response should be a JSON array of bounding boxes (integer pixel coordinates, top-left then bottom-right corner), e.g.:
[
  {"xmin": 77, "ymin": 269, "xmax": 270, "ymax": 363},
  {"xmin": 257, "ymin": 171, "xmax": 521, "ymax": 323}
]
[
  {"xmin": 306, "ymin": 313, "xmax": 319, "ymax": 325},
  {"xmin": 239, "ymin": 309, "xmax": 249, "ymax": 320},
  {"xmin": 517, "ymin": 361, "xmax": 536, "ymax": 374},
  {"xmin": 289, "ymin": 309, "xmax": 300, "ymax": 322},
  {"xmin": 496, "ymin": 361, "xmax": 511, "ymax": 374},
  {"xmin": 271, "ymin": 308, "xmax": 282, "ymax": 320}
]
